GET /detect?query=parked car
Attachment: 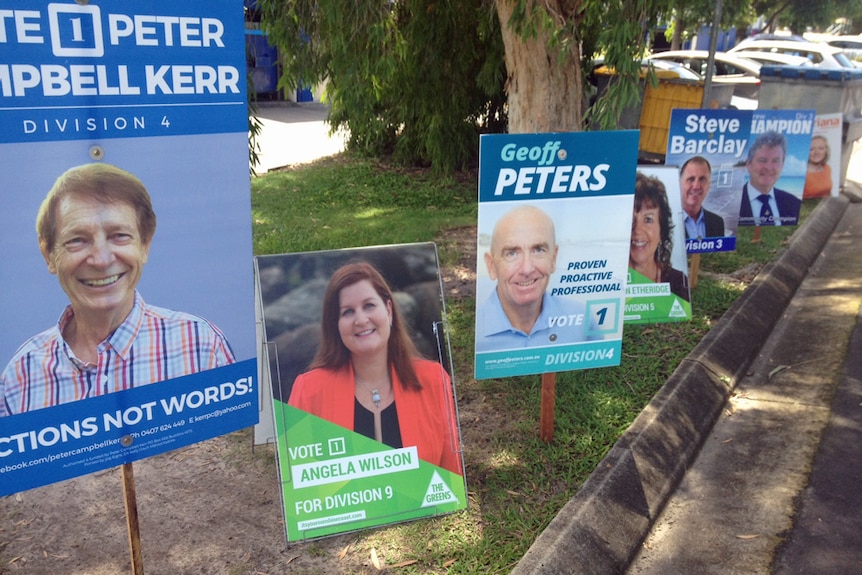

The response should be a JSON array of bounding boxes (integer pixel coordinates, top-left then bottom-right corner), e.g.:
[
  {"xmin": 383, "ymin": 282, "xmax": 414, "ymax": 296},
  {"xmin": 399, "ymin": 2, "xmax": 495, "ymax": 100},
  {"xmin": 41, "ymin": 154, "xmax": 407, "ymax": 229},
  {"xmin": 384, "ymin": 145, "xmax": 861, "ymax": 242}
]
[
  {"xmin": 586, "ymin": 57, "xmax": 703, "ymax": 110},
  {"xmin": 730, "ymin": 50, "xmax": 812, "ymax": 68},
  {"xmin": 587, "ymin": 56, "xmax": 701, "ymax": 99},
  {"xmin": 647, "ymin": 50, "xmax": 762, "ymax": 100},
  {"xmin": 643, "ymin": 58, "xmax": 703, "ymax": 80},
  {"xmin": 728, "ymin": 39, "xmax": 855, "ymax": 69},
  {"xmin": 738, "ymin": 33, "xmax": 807, "ymax": 45},
  {"xmin": 821, "ymin": 35, "xmax": 862, "ymax": 61}
]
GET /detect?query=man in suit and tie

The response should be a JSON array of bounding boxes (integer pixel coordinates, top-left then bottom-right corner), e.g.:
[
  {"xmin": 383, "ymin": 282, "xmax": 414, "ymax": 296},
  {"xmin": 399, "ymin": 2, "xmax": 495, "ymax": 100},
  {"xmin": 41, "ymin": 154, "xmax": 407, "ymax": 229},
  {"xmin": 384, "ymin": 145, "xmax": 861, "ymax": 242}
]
[
  {"xmin": 680, "ymin": 156, "xmax": 725, "ymax": 239},
  {"xmin": 739, "ymin": 131, "xmax": 802, "ymax": 226}
]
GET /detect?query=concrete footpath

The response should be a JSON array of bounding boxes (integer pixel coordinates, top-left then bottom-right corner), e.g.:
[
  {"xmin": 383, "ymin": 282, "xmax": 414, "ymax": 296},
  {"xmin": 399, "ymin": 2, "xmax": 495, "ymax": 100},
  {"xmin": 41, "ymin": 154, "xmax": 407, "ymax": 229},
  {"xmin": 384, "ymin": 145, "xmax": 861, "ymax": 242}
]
[
  {"xmin": 252, "ymin": 101, "xmax": 345, "ymax": 173},
  {"xmin": 513, "ymin": 190, "xmax": 862, "ymax": 573}
]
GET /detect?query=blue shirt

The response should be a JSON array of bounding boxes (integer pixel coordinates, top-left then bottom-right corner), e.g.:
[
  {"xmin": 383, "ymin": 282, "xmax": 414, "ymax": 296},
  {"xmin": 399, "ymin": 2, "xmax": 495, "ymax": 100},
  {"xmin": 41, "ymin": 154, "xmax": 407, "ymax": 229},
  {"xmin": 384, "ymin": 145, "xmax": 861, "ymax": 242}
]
[
  {"xmin": 684, "ymin": 209, "xmax": 706, "ymax": 240},
  {"xmin": 475, "ymin": 289, "xmax": 590, "ymax": 353}
]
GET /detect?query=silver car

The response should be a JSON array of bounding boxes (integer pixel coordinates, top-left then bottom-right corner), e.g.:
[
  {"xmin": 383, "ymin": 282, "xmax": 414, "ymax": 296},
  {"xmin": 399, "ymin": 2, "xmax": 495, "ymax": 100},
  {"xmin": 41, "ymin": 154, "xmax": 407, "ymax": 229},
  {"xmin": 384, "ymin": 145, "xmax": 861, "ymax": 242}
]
[
  {"xmin": 646, "ymin": 50, "xmax": 763, "ymax": 100},
  {"xmin": 728, "ymin": 39, "xmax": 855, "ymax": 69}
]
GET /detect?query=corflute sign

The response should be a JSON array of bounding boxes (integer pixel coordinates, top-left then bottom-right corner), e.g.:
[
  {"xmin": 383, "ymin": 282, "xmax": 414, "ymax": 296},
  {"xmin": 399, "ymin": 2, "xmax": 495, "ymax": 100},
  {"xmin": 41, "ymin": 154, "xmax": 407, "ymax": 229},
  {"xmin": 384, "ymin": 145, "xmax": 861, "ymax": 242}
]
[{"xmin": 1, "ymin": 2, "xmax": 247, "ymax": 142}]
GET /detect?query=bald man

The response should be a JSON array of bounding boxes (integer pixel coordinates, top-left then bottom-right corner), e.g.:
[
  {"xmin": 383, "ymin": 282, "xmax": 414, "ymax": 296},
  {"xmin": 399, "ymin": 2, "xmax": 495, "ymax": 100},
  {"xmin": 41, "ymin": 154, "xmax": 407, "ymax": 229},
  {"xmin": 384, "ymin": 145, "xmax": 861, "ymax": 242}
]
[{"xmin": 475, "ymin": 204, "xmax": 589, "ymax": 352}]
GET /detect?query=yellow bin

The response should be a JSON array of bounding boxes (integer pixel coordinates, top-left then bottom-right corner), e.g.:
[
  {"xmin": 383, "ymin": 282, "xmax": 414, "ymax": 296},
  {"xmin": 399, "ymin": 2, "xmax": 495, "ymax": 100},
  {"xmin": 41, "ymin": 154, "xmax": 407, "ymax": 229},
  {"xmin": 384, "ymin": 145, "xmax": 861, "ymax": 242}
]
[{"xmin": 638, "ymin": 77, "xmax": 704, "ymax": 157}]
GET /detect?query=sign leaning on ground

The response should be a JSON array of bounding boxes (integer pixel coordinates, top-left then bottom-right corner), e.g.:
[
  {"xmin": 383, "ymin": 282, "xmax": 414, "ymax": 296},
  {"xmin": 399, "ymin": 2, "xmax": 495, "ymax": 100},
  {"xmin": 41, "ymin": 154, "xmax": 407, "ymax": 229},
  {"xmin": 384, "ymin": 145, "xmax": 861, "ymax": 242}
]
[
  {"xmin": 256, "ymin": 244, "xmax": 467, "ymax": 542},
  {"xmin": 474, "ymin": 132, "xmax": 638, "ymax": 379},
  {"xmin": 0, "ymin": 0, "xmax": 258, "ymax": 496}
]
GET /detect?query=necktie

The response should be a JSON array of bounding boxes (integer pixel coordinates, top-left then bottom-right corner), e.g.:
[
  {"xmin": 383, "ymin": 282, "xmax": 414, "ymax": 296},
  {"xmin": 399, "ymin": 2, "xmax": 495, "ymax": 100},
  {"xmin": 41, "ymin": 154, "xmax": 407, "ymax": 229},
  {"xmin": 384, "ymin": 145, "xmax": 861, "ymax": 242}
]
[{"xmin": 757, "ymin": 195, "xmax": 773, "ymax": 225}]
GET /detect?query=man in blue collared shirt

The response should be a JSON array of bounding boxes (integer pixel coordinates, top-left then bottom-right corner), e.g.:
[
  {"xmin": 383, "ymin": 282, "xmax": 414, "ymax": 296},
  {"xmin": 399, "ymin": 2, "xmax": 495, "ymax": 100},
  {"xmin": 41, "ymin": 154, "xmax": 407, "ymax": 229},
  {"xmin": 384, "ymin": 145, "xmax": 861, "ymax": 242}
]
[
  {"xmin": 680, "ymin": 156, "xmax": 725, "ymax": 239},
  {"xmin": 476, "ymin": 205, "xmax": 588, "ymax": 352}
]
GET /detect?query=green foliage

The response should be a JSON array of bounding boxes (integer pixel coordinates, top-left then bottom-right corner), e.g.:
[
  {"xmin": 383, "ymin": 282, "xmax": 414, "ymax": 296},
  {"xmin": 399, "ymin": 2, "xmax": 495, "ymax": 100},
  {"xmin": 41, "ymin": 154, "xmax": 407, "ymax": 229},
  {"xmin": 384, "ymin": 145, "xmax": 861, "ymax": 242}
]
[
  {"xmin": 256, "ymin": 0, "xmax": 505, "ymax": 173},
  {"xmin": 583, "ymin": 0, "xmax": 675, "ymax": 131},
  {"xmin": 257, "ymin": 0, "xmax": 686, "ymax": 170},
  {"xmin": 672, "ymin": 0, "xmax": 754, "ymax": 36},
  {"xmin": 250, "ymin": 155, "xmax": 815, "ymax": 572},
  {"xmin": 783, "ymin": 0, "xmax": 860, "ymax": 32},
  {"xmin": 751, "ymin": 0, "xmax": 862, "ymax": 32},
  {"xmin": 247, "ymin": 94, "xmax": 263, "ymax": 177}
]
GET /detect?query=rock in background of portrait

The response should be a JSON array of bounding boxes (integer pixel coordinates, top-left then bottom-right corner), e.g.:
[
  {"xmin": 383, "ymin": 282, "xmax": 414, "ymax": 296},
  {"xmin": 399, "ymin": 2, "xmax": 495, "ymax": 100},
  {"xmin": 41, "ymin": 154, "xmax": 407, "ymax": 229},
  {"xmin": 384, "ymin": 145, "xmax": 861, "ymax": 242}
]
[{"xmin": 256, "ymin": 244, "xmax": 447, "ymax": 402}]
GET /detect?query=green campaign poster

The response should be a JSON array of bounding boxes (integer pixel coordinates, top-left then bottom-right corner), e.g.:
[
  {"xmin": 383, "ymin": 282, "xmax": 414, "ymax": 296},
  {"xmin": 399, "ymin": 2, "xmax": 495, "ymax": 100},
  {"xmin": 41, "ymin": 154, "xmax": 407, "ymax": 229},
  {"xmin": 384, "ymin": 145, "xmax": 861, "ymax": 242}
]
[
  {"xmin": 624, "ymin": 166, "xmax": 692, "ymax": 324},
  {"xmin": 256, "ymin": 244, "xmax": 467, "ymax": 541},
  {"xmin": 274, "ymin": 403, "xmax": 466, "ymax": 540}
]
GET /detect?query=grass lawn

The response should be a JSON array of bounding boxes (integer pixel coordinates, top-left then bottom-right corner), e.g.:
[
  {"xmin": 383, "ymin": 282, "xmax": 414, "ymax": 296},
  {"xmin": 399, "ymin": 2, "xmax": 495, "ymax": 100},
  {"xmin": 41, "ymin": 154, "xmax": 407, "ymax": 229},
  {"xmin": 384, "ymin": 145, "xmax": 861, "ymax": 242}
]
[{"xmin": 252, "ymin": 154, "xmax": 814, "ymax": 573}]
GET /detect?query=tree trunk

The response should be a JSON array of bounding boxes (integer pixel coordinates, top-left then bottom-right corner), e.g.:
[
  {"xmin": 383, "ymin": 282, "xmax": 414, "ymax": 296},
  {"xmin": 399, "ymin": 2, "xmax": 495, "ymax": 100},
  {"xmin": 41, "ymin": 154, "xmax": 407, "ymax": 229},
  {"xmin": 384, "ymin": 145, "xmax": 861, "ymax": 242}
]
[
  {"xmin": 495, "ymin": 0, "xmax": 583, "ymax": 134},
  {"xmin": 671, "ymin": 15, "xmax": 684, "ymax": 51}
]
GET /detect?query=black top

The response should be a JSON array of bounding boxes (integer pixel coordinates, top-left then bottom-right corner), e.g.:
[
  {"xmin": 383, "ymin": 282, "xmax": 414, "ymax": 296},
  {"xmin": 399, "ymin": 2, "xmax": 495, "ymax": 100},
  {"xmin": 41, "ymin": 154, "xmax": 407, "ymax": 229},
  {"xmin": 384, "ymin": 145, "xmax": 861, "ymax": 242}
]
[{"xmin": 354, "ymin": 399, "xmax": 403, "ymax": 448}]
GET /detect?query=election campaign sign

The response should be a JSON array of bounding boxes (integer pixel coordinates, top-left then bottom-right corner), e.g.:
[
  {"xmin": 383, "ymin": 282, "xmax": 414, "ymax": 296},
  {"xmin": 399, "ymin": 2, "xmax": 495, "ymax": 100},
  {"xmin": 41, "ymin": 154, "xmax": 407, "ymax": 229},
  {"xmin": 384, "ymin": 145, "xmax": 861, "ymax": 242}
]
[
  {"xmin": 802, "ymin": 113, "xmax": 842, "ymax": 200},
  {"xmin": 474, "ymin": 132, "xmax": 638, "ymax": 379},
  {"xmin": 256, "ymin": 244, "xmax": 466, "ymax": 542},
  {"xmin": 738, "ymin": 109, "xmax": 815, "ymax": 227},
  {"xmin": 624, "ymin": 166, "xmax": 692, "ymax": 324},
  {"xmin": 0, "ymin": 0, "xmax": 257, "ymax": 496},
  {"xmin": 666, "ymin": 108, "xmax": 753, "ymax": 253}
]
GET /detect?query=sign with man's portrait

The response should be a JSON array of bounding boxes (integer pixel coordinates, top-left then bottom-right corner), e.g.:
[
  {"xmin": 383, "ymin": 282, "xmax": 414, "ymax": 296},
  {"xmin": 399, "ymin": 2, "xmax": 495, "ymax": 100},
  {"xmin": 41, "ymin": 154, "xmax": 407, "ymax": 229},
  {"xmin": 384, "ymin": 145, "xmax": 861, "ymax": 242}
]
[
  {"xmin": 665, "ymin": 108, "xmax": 753, "ymax": 253},
  {"xmin": 474, "ymin": 131, "xmax": 638, "ymax": 379},
  {"xmin": 0, "ymin": 0, "xmax": 257, "ymax": 496},
  {"xmin": 737, "ymin": 109, "xmax": 815, "ymax": 228}
]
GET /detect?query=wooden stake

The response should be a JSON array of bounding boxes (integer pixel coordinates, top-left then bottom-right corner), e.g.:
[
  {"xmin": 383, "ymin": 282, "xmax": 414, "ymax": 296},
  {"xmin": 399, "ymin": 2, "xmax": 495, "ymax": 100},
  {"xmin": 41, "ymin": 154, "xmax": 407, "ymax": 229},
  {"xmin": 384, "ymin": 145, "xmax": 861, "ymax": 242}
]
[
  {"xmin": 122, "ymin": 462, "xmax": 145, "ymax": 575},
  {"xmin": 751, "ymin": 226, "xmax": 762, "ymax": 243},
  {"xmin": 689, "ymin": 253, "xmax": 701, "ymax": 289},
  {"xmin": 540, "ymin": 372, "xmax": 556, "ymax": 443}
]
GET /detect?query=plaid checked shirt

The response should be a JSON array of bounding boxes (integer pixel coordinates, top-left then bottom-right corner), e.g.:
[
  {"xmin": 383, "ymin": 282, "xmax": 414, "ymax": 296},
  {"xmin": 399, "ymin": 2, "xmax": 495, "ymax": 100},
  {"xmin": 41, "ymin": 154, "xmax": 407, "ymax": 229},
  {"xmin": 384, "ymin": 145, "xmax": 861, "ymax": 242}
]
[{"xmin": 1, "ymin": 292, "xmax": 235, "ymax": 417}]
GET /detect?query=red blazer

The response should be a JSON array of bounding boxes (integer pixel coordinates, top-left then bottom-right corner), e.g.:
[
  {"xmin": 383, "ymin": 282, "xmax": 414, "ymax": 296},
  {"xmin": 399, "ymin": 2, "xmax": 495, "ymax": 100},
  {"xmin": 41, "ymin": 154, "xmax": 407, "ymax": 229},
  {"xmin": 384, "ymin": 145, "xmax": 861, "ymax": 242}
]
[{"xmin": 289, "ymin": 359, "xmax": 463, "ymax": 475}]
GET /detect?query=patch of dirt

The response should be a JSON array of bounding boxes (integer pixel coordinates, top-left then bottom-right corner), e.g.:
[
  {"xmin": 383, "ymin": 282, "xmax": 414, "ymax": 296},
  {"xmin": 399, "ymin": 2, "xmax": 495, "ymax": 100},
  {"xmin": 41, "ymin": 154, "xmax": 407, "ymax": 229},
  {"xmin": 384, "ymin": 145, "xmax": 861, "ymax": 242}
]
[
  {"xmin": 697, "ymin": 262, "xmax": 765, "ymax": 288},
  {"xmin": 0, "ymin": 224, "xmax": 767, "ymax": 574},
  {"xmin": 0, "ymin": 227, "xmax": 490, "ymax": 575},
  {"xmin": 436, "ymin": 225, "xmax": 478, "ymax": 302}
]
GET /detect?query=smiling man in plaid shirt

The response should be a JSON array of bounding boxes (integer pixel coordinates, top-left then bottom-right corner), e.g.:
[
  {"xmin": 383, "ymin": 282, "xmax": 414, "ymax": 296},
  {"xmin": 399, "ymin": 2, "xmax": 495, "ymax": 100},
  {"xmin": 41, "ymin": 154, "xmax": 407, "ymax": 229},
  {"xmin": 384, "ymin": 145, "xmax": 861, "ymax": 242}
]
[{"xmin": 1, "ymin": 163, "xmax": 235, "ymax": 417}]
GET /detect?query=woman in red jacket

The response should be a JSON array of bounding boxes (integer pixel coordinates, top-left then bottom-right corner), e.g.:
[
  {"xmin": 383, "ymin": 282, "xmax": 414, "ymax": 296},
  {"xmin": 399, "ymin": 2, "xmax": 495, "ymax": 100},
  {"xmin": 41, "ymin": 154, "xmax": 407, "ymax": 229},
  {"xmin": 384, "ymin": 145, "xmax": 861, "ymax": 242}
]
[{"xmin": 288, "ymin": 261, "xmax": 463, "ymax": 475}]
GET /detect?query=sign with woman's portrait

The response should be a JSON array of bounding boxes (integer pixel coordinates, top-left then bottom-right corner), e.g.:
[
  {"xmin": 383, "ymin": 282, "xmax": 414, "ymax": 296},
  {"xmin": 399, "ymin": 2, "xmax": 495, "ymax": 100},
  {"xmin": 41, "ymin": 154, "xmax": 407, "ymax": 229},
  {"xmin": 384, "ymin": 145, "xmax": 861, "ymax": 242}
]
[
  {"xmin": 624, "ymin": 167, "xmax": 692, "ymax": 324},
  {"xmin": 256, "ymin": 243, "xmax": 466, "ymax": 542}
]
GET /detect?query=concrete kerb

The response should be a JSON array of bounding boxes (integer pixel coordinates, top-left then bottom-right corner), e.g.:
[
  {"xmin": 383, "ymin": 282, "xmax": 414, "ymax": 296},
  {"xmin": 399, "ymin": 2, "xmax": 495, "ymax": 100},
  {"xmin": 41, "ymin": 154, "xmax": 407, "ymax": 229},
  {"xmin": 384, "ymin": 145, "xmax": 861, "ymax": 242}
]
[{"xmin": 511, "ymin": 195, "xmax": 852, "ymax": 575}]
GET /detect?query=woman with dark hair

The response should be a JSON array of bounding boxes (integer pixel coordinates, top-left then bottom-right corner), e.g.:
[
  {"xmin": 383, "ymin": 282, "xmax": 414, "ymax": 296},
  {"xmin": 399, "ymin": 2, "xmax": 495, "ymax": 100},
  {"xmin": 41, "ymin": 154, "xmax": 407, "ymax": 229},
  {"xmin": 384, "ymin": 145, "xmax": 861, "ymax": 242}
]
[
  {"xmin": 288, "ymin": 261, "xmax": 463, "ymax": 475},
  {"xmin": 803, "ymin": 135, "xmax": 832, "ymax": 199},
  {"xmin": 629, "ymin": 172, "xmax": 690, "ymax": 302}
]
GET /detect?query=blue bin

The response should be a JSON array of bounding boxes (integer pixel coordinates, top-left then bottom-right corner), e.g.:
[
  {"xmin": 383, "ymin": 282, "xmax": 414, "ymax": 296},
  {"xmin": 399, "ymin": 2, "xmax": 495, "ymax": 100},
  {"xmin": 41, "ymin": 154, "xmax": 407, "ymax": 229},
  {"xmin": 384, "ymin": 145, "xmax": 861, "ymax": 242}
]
[
  {"xmin": 246, "ymin": 31, "xmax": 279, "ymax": 95},
  {"xmin": 296, "ymin": 85, "xmax": 313, "ymax": 102}
]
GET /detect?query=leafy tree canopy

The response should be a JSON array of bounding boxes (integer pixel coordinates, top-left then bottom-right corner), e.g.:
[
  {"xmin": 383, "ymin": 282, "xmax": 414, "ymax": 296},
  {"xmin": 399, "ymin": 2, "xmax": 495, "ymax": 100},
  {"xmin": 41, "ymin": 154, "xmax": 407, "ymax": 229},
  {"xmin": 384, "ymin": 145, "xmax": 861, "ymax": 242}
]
[{"xmin": 256, "ymin": 0, "xmax": 686, "ymax": 171}]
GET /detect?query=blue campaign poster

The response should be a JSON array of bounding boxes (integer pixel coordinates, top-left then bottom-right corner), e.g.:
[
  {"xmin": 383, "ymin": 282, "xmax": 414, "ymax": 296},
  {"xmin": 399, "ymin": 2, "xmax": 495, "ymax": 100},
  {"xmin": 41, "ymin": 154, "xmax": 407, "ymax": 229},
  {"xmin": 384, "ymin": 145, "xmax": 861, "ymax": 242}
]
[
  {"xmin": 665, "ymin": 108, "xmax": 752, "ymax": 252},
  {"xmin": 738, "ymin": 109, "xmax": 815, "ymax": 227},
  {"xmin": 474, "ymin": 132, "xmax": 638, "ymax": 379},
  {"xmin": 0, "ymin": 0, "xmax": 258, "ymax": 496}
]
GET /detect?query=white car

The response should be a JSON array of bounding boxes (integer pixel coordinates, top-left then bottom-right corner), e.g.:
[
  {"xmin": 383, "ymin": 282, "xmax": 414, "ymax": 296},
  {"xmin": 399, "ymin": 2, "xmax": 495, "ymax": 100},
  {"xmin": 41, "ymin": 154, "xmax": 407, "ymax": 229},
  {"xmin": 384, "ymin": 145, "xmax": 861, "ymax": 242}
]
[
  {"xmin": 728, "ymin": 39, "xmax": 855, "ymax": 69},
  {"xmin": 647, "ymin": 50, "xmax": 762, "ymax": 100},
  {"xmin": 731, "ymin": 50, "xmax": 811, "ymax": 68},
  {"xmin": 822, "ymin": 36, "xmax": 862, "ymax": 62}
]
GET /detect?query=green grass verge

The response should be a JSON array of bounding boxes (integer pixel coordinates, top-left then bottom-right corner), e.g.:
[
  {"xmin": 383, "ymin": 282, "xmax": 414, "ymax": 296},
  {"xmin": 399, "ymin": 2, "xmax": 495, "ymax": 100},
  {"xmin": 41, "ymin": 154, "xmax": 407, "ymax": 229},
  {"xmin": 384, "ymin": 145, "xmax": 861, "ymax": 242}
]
[{"xmin": 252, "ymin": 158, "xmax": 816, "ymax": 573}]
